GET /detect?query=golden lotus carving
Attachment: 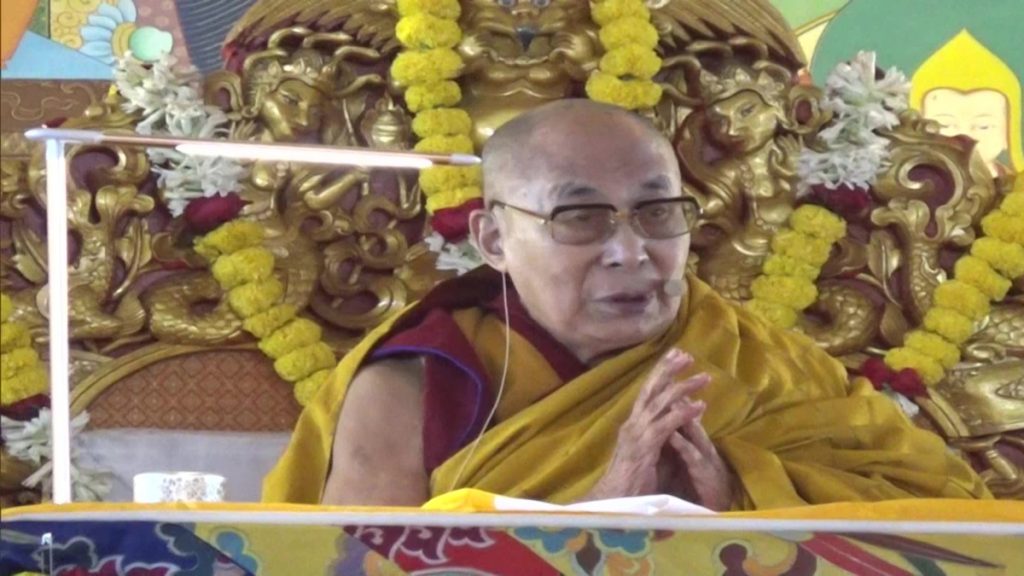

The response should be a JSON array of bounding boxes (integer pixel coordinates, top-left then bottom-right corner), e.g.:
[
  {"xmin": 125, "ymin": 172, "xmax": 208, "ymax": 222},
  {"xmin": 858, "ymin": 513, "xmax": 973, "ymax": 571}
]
[{"xmin": 1, "ymin": 0, "xmax": 1021, "ymax": 501}]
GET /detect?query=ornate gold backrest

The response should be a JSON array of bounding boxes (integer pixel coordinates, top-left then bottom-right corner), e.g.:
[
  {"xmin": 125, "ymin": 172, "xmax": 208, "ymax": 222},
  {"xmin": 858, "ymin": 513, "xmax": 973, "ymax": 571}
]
[
  {"xmin": 0, "ymin": 25, "xmax": 445, "ymax": 505},
  {"xmin": 2, "ymin": 0, "xmax": 1020, "ymax": 502}
]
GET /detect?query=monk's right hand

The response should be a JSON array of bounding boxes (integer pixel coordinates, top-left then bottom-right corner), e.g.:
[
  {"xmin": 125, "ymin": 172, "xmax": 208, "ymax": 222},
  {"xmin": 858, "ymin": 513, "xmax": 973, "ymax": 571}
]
[{"xmin": 586, "ymin": 348, "xmax": 710, "ymax": 500}]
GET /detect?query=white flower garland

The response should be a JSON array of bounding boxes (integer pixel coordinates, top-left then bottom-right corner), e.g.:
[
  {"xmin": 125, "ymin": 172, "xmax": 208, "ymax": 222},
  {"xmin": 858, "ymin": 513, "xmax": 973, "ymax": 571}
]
[
  {"xmin": 424, "ymin": 232, "xmax": 484, "ymax": 276},
  {"xmin": 798, "ymin": 51, "xmax": 910, "ymax": 192},
  {"xmin": 114, "ymin": 53, "xmax": 247, "ymax": 216},
  {"xmin": 1, "ymin": 409, "xmax": 111, "ymax": 502}
]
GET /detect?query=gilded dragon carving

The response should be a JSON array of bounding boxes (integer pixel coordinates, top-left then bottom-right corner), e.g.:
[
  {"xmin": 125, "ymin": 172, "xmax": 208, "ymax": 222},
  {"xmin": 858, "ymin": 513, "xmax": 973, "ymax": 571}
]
[
  {"xmin": 13, "ymin": 99, "xmax": 155, "ymax": 352},
  {"xmin": 146, "ymin": 26, "xmax": 429, "ymax": 343}
]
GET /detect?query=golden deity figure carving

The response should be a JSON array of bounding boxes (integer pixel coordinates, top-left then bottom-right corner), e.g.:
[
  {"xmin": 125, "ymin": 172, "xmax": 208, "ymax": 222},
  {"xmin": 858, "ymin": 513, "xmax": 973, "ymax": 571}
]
[{"xmin": 674, "ymin": 63, "xmax": 817, "ymax": 302}]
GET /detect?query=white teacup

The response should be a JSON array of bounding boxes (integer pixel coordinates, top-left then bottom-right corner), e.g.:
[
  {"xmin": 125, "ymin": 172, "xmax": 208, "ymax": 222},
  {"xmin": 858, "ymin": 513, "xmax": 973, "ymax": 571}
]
[{"xmin": 133, "ymin": 472, "xmax": 226, "ymax": 503}]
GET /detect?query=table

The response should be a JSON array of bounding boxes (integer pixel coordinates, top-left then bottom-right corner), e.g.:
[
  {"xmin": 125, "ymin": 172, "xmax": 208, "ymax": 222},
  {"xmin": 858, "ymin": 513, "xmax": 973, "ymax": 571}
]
[{"xmin": 2, "ymin": 500, "xmax": 1022, "ymax": 575}]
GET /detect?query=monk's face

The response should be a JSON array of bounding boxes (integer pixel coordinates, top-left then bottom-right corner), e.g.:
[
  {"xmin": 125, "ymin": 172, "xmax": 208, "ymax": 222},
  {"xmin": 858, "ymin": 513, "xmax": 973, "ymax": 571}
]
[{"xmin": 478, "ymin": 113, "xmax": 689, "ymax": 362}]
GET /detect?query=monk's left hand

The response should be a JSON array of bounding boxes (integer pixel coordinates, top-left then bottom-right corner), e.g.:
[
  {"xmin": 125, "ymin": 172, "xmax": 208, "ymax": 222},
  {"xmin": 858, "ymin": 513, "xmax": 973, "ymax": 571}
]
[{"xmin": 665, "ymin": 404, "xmax": 736, "ymax": 511}]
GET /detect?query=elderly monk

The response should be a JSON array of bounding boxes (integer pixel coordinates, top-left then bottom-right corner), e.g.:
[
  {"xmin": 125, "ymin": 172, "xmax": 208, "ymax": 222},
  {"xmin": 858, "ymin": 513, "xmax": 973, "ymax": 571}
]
[{"xmin": 263, "ymin": 100, "xmax": 989, "ymax": 510}]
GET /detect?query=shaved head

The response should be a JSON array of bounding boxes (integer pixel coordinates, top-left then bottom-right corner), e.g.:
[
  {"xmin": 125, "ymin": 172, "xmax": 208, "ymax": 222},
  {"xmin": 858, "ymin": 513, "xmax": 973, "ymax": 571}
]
[
  {"xmin": 481, "ymin": 99, "xmax": 678, "ymax": 204},
  {"xmin": 469, "ymin": 98, "xmax": 689, "ymax": 364}
]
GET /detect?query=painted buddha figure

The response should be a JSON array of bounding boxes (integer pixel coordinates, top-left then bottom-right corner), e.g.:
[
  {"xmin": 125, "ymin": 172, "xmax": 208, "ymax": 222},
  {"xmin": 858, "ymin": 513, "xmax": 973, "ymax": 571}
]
[{"xmin": 912, "ymin": 30, "xmax": 1022, "ymax": 178}]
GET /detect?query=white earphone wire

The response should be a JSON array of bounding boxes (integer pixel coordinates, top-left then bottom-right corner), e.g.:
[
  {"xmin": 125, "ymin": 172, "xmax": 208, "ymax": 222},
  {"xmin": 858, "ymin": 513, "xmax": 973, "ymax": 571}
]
[{"xmin": 447, "ymin": 271, "xmax": 512, "ymax": 492}]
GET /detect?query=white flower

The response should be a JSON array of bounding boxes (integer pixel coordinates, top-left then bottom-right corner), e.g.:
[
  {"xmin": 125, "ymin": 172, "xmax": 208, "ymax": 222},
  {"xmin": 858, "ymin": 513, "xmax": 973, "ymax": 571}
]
[
  {"xmin": 799, "ymin": 51, "xmax": 911, "ymax": 193},
  {"xmin": 1, "ymin": 409, "xmax": 111, "ymax": 502},
  {"xmin": 824, "ymin": 52, "xmax": 909, "ymax": 118},
  {"xmin": 424, "ymin": 232, "xmax": 484, "ymax": 276},
  {"xmin": 798, "ymin": 142, "xmax": 891, "ymax": 191},
  {"xmin": 114, "ymin": 53, "xmax": 248, "ymax": 216}
]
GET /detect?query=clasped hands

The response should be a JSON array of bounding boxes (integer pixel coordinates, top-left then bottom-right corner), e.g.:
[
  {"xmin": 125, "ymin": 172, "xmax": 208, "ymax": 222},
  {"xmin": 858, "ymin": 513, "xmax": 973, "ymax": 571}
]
[{"xmin": 589, "ymin": 348, "xmax": 735, "ymax": 511}]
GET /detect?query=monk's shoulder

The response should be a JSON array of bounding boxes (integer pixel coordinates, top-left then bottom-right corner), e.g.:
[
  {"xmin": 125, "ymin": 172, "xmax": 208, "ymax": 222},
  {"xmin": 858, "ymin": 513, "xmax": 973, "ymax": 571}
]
[
  {"xmin": 335, "ymin": 357, "xmax": 426, "ymax": 465},
  {"xmin": 737, "ymin": 305, "xmax": 849, "ymax": 397},
  {"xmin": 324, "ymin": 356, "xmax": 429, "ymax": 505},
  {"xmin": 350, "ymin": 356, "xmax": 424, "ymax": 398}
]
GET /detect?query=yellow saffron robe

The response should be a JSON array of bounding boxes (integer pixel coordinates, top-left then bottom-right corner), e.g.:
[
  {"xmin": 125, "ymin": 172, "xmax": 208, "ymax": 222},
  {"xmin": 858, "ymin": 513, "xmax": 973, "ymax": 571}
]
[{"xmin": 263, "ymin": 272, "xmax": 990, "ymax": 508}]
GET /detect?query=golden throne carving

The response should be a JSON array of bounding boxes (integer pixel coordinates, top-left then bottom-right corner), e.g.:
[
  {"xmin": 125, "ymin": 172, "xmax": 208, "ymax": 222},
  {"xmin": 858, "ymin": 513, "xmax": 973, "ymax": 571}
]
[{"xmin": 1, "ymin": 0, "xmax": 1020, "ymax": 504}]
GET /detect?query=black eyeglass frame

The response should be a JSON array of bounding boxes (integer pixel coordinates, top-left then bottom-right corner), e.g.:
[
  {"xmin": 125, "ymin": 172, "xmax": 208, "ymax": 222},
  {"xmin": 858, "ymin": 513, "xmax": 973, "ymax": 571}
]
[{"xmin": 489, "ymin": 196, "xmax": 702, "ymax": 244}]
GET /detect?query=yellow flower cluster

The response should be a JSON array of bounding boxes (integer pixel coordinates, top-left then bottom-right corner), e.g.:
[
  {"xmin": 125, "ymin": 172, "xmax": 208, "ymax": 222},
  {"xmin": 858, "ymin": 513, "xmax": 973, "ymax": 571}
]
[
  {"xmin": 390, "ymin": 1, "xmax": 672, "ymax": 212},
  {"xmin": 212, "ymin": 247, "xmax": 276, "ymax": 289},
  {"xmin": 392, "ymin": 0, "xmax": 480, "ymax": 213},
  {"xmin": 0, "ymin": 293, "xmax": 47, "ymax": 406},
  {"xmin": 586, "ymin": 0, "xmax": 663, "ymax": 110},
  {"xmin": 197, "ymin": 221, "xmax": 337, "ymax": 405},
  {"xmin": 746, "ymin": 205, "xmax": 846, "ymax": 329},
  {"xmin": 194, "ymin": 221, "xmax": 265, "ymax": 261},
  {"xmin": 885, "ymin": 188, "xmax": 1024, "ymax": 385}
]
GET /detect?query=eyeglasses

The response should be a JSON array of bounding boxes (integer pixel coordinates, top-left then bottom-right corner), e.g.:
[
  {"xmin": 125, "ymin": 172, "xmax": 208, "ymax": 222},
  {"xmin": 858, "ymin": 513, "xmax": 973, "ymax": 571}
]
[{"xmin": 490, "ymin": 197, "xmax": 701, "ymax": 245}]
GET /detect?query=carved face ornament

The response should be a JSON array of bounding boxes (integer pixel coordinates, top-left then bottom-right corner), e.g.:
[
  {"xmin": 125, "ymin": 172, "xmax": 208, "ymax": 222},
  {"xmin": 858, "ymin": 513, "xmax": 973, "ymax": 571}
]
[
  {"xmin": 459, "ymin": 0, "xmax": 598, "ymax": 69},
  {"xmin": 260, "ymin": 79, "xmax": 327, "ymax": 142},
  {"xmin": 707, "ymin": 90, "xmax": 780, "ymax": 152}
]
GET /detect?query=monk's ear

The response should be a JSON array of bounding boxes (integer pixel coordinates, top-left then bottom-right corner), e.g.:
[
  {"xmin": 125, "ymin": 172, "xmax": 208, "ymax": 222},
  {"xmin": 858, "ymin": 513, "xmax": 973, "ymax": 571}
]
[{"xmin": 469, "ymin": 207, "xmax": 507, "ymax": 272}]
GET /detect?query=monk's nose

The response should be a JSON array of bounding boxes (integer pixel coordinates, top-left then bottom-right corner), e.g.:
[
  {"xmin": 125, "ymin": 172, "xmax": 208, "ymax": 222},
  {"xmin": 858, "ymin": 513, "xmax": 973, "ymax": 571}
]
[{"xmin": 602, "ymin": 224, "xmax": 649, "ymax": 268}]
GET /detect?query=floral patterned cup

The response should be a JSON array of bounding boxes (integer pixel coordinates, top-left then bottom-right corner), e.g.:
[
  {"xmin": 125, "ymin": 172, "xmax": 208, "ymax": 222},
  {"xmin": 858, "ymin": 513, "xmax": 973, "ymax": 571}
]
[{"xmin": 133, "ymin": 472, "xmax": 226, "ymax": 503}]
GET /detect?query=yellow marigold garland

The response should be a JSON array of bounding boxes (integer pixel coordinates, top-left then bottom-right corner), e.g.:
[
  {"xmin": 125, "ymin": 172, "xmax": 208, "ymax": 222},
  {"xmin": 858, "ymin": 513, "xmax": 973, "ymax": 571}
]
[
  {"xmin": 903, "ymin": 331, "xmax": 961, "ymax": 370},
  {"xmin": 392, "ymin": 0, "xmax": 666, "ymax": 215},
  {"xmin": 295, "ymin": 369, "xmax": 333, "ymax": 406},
  {"xmin": 395, "ymin": 14, "xmax": 462, "ymax": 49},
  {"xmin": 275, "ymin": 342, "xmax": 335, "ymax": 382},
  {"xmin": 412, "ymin": 108, "xmax": 473, "ymax": 137},
  {"xmin": 258, "ymin": 318, "xmax": 323, "ymax": 360},
  {"xmin": 211, "ymin": 246, "xmax": 276, "ymax": 289},
  {"xmin": 932, "ymin": 280, "xmax": 990, "ymax": 321},
  {"xmin": 953, "ymin": 255, "xmax": 1012, "ymax": 300},
  {"xmin": 391, "ymin": 49, "xmax": 464, "ymax": 85},
  {"xmin": 193, "ymin": 220, "xmax": 264, "ymax": 261},
  {"xmin": 0, "ymin": 321, "xmax": 32, "ymax": 353},
  {"xmin": 921, "ymin": 308, "xmax": 974, "ymax": 345},
  {"xmin": 884, "ymin": 348, "xmax": 944, "ymax": 386},
  {"xmin": 600, "ymin": 45, "xmax": 662, "ymax": 79},
  {"xmin": 884, "ymin": 187, "xmax": 1024, "ymax": 385},
  {"xmin": 1002, "ymin": 190, "xmax": 1024, "ymax": 215},
  {"xmin": 586, "ymin": 1, "xmax": 663, "ymax": 110},
  {"xmin": 397, "ymin": 0, "xmax": 460, "ymax": 19},
  {"xmin": 771, "ymin": 230, "xmax": 834, "ymax": 267},
  {"xmin": 762, "ymin": 255, "xmax": 820, "ymax": 280},
  {"xmin": 405, "ymin": 81, "xmax": 461, "ymax": 113},
  {"xmin": 591, "ymin": 0, "xmax": 650, "ymax": 24},
  {"xmin": 0, "ymin": 293, "xmax": 48, "ymax": 406},
  {"xmin": 196, "ymin": 221, "xmax": 337, "ymax": 405},
  {"xmin": 243, "ymin": 304, "xmax": 298, "ymax": 339},
  {"xmin": 981, "ymin": 211, "xmax": 1024, "ymax": 244},
  {"xmin": 415, "ymin": 135, "xmax": 475, "ymax": 154},
  {"xmin": 745, "ymin": 205, "xmax": 846, "ymax": 329},
  {"xmin": 227, "ymin": 277, "xmax": 286, "ymax": 318},
  {"xmin": 391, "ymin": 0, "xmax": 480, "ymax": 214},
  {"xmin": 750, "ymin": 275, "xmax": 818, "ymax": 310},
  {"xmin": 970, "ymin": 237, "xmax": 1024, "ymax": 278}
]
